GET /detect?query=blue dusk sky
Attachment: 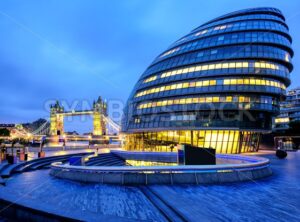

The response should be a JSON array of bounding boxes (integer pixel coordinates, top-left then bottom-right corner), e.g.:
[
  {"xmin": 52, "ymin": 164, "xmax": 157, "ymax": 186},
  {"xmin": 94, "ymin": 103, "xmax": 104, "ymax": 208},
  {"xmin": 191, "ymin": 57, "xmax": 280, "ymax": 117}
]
[{"xmin": 0, "ymin": 0, "xmax": 299, "ymax": 133}]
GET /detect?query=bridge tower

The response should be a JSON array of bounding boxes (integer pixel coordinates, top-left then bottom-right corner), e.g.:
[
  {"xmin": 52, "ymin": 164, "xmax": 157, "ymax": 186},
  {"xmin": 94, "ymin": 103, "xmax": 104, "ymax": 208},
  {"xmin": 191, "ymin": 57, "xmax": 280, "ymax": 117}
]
[
  {"xmin": 50, "ymin": 101, "xmax": 64, "ymax": 136},
  {"xmin": 93, "ymin": 96, "xmax": 107, "ymax": 136}
]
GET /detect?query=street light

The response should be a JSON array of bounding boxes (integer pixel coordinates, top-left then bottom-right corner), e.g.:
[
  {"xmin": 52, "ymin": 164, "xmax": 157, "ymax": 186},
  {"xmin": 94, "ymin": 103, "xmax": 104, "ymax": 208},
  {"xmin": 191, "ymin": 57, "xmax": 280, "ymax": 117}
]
[
  {"xmin": 62, "ymin": 134, "xmax": 66, "ymax": 150},
  {"xmin": 88, "ymin": 135, "xmax": 92, "ymax": 149}
]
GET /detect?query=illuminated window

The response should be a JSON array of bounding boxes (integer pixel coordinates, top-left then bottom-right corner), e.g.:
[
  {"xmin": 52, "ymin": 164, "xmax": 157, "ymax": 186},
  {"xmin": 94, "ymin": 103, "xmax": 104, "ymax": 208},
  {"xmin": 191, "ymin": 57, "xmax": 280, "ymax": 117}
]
[
  {"xmin": 189, "ymin": 82, "xmax": 196, "ymax": 87},
  {"xmin": 250, "ymin": 79, "xmax": 256, "ymax": 85},
  {"xmin": 206, "ymin": 97, "xmax": 212, "ymax": 102},
  {"xmin": 213, "ymin": 97, "xmax": 219, "ymax": 102},
  {"xmin": 224, "ymin": 79, "xmax": 230, "ymax": 85},
  {"xmin": 275, "ymin": 117, "xmax": 289, "ymax": 123},
  {"xmin": 231, "ymin": 79, "xmax": 237, "ymax": 85},
  {"xmin": 216, "ymin": 64, "xmax": 222, "ymax": 69},
  {"xmin": 183, "ymin": 83, "xmax": 189, "ymax": 88},
  {"xmin": 209, "ymin": 64, "xmax": 215, "ymax": 70},
  {"xmin": 186, "ymin": 98, "xmax": 192, "ymax": 104},
  {"xmin": 237, "ymin": 79, "xmax": 244, "ymax": 84},
  {"xmin": 188, "ymin": 67, "xmax": 195, "ymax": 72},
  {"xmin": 176, "ymin": 83, "xmax": 183, "ymax": 89},
  {"xmin": 222, "ymin": 63, "xmax": 229, "ymax": 69},
  {"xmin": 226, "ymin": 96, "xmax": 232, "ymax": 102},
  {"xmin": 179, "ymin": 99, "xmax": 185, "ymax": 104},
  {"xmin": 229, "ymin": 63, "xmax": 235, "ymax": 68},
  {"xmin": 236, "ymin": 62, "xmax": 243, "ymax": 68},
  {"xmin": 136, "ymin": 77, "xmax": 283, "ymax": 98},
  {"xmin": 137, "ymin": 95, "xmax": 275, "ymax": 109},
  {"xmin": 192, "ymin": 98, "xmax": 199, "ymax": 103},
  {"xmin": 196, "ymin": 81, "xmax": 202, "ymax": 87},
  {"xmin": 210, "ymin": 80, "xmax": 217, "ymax": 85},
  {"xmin": 202, "ymin": 80, "xmax": 209, "ymax": 86}
]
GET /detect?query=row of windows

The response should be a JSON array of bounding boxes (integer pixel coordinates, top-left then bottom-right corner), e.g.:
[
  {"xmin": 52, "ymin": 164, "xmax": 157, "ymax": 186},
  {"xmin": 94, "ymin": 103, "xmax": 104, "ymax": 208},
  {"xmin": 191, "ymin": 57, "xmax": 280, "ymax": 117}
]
[
  {"xmin": 172, "ymin": 20, "xmax": 288, "ymax": 49},
  {"xmin": 137, "ymin": 95, "xmax": 276, "ymax": 109},
  {"xmin": 128, "ymin": 116, "xmax": 271, "ymax": 131},
  {"xmin": 143, "ymin": 75, "xmax": 157, "ymax": 83},
  {"xmin": 135, "ymin": 104, "xmax": 277, "ymax": 116},
  {"xmin": 274, "ymin": 117, "xmax": 290, "ymax": 123},
  {"xmin": 159, "ymin": 47, "xmax": 180, "ymax": 58},
  {"xmin": 144, "ymin": 45, "xmax": 291, "ymax": 77},
  {"xmin": 124, "ymin": 130, "xmax": 260, "ymax": 153},
  {"xmin": 193, "ymin": 13, "xmax": 285, "ymax": 32},
  {"xmin": 134, "ymin": 111, "xmax": 270, "ymax": 122},
  {"xmin": 139, "ymin": 66, "xmax": 290, "ymax": 91},
  {"xmin": 143, "ymin": 61, "xmax": 283, "ymax": 84},
  {"xmin": 170, "ymin": 114, "xmax": 196, "ymax": 121},
  {"xmin": 133, "ymin": 86, "xmax": 285, "ymax": 103},
  {"xmin": 135, "ymin": 77, "xmax": 285, "ymax": 98},
  {"xmin": 157, "ymin": 31, "xmax": 291, "ymax": 61}
]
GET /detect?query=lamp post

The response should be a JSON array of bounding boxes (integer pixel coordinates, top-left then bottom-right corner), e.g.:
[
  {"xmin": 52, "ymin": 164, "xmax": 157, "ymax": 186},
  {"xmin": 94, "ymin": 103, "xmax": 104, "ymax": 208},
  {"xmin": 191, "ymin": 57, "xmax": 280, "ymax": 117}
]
[
  {"xmin": 88, "ymin": 135, "xmax": 91, "ymax": 149},
  {"xmin": 63, "ymin": 134, "xmax": 66, "ymax": 150}
]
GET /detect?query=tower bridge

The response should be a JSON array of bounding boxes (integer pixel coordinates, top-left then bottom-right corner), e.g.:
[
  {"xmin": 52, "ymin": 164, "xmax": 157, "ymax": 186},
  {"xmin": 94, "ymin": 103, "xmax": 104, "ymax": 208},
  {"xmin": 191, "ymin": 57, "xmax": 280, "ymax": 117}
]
[
  {"xmin": 50, "ymin": 96, "xmax": 108, "ymax": 136},
  {"xmin": 1, "ymin": 96, "xmax": 120, "ymax": 141}
]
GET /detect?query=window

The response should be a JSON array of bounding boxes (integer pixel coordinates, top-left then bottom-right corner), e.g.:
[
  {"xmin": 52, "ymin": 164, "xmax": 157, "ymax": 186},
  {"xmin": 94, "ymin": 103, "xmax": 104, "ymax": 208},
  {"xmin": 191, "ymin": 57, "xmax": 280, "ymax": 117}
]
[
  {"xmin": 224, "ymin": 79, "xmax": 230, "ymax": 85},
  {"xmin": 183, "ymin": 83, "xmax": 189, "ymax": 88},
  {"xmin": 211, "ymin": 50, "xmax": 218, "ymax": 54},
  {"xmin": 226, "ymin": 96, "xmax": 232, "ymax": 102},
  {"xmin": 210, "ymin": 80, "xmax": 217, "ymax": 85},
  {"xmin": 202, "ymin": 80, "xmax": 209, "ymax": 86},
  {"xmin": 197, "ymin": 52, "xmax": 204, "ymax": 57}
]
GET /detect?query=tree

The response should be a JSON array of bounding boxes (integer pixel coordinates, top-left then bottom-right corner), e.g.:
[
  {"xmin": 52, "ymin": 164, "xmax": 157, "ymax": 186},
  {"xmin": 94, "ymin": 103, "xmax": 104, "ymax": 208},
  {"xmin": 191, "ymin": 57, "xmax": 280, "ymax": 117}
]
[{"xmin": 0, "ymin": 128, "xmax": 10, "ymax": 137}]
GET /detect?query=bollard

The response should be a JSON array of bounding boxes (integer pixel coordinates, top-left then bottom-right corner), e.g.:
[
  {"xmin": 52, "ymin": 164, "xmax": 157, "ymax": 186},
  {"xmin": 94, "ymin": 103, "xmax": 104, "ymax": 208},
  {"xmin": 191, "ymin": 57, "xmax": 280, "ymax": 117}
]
[
  {"xmin": 19, "ymin": 152, "xmax": 28, "ymax": 161},
  {"xmin": 276, "ymin": 149, "xmax": 287, "ymax": 159},
  {"xmin": 38, "ymin": 151, "xmax": 45, "ymax": 158}
]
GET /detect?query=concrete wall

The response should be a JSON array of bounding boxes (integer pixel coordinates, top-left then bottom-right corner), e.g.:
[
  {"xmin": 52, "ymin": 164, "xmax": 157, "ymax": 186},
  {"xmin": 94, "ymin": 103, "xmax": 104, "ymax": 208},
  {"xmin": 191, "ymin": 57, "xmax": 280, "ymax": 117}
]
[{"xmin": 50, "ymin": 166, "xmax": 272, "ymax": 185}]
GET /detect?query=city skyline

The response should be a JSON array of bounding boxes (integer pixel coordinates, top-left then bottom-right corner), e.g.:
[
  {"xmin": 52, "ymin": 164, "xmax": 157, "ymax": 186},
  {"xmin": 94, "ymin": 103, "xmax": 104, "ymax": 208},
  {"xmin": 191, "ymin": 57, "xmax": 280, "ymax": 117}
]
[
  {"xmin": 0, "ymin": 4, "xmax": 299, "ymax": 221},
  {"xmin": 1, "ymin": 0, "xmax": 299, "ymax": 134}
]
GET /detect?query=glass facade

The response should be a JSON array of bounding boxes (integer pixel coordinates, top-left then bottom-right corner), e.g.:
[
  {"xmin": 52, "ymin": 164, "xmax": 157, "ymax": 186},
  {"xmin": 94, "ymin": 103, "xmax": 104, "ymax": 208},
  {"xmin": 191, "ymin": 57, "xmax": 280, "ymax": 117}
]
[
  {"xmin": 274, "ymin": 88, "xmax": 300, "ymax": 131},
  {"xmin": 122, "ymin": 7, "xmax": 293, "ymax": 153},
  {"xmin": 125, "ymin": 130, "xmax": 260, "ymax": 153}
]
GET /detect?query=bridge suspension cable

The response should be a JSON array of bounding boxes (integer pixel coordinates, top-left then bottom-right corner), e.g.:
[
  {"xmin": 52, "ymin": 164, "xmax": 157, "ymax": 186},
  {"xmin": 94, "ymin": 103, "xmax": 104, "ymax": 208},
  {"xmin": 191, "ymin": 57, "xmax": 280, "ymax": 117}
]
[
  {"xmin": 30, "ymin": 121, "xmax": 50, "ymax": 135},
  {"xmin": 102, "ymin": 115, "xmax": 121, "ymax": 132}
]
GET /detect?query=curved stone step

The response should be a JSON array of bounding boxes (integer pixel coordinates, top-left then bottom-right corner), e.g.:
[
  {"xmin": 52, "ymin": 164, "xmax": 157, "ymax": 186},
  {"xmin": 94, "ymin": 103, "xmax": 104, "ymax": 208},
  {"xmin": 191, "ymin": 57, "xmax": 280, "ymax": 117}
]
[
  {"xmin": 91, "ymin": 159, "xmax": 126, "ymax": 166},
  {"xmin": 86, "ymin": 158, "xmax": 126, "ymax": 166},
  {"xmin": 1, "ymin": 163, "xmax": 25, "ymax": 178},
  {"xmin": 30, "ymin": 157, "xmax": 73, "ymax": 170},
  {"xmin": 3, "ymin": 152, "xmax": 94, "ymax": 177},
  {"xmin": 16, "ymin": 153, "xmax": 93, "ymax": 172},
  {"xmin": 18, "ymin": 157, "xmax": 70, "ymax": 172}
]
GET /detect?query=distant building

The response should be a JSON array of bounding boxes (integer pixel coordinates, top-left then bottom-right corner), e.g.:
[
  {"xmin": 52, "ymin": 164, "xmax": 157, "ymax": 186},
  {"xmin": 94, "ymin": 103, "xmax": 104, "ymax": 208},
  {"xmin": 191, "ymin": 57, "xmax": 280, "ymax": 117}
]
[
  {"xmin": 0, "ymin": 124, "xmax": 15, "ymax": 129},
  {"xmin": 274, "ymin": 87, "xmax": 300, "ymax": 132}
]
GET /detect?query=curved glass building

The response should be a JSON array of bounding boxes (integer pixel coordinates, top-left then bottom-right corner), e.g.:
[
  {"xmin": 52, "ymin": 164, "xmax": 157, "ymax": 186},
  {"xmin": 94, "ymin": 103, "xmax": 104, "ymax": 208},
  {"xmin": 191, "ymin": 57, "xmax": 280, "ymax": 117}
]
[{"xmin": 122, "ymin": 7, "xmax": 293, "ymax": 153}]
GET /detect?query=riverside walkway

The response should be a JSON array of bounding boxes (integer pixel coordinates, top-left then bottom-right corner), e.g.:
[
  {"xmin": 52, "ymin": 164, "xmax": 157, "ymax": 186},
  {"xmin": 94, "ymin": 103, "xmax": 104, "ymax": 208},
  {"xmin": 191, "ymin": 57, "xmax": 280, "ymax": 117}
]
[{"xmin": 0, "ymin": 151, "xmax": 299, "ymax": 221}]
